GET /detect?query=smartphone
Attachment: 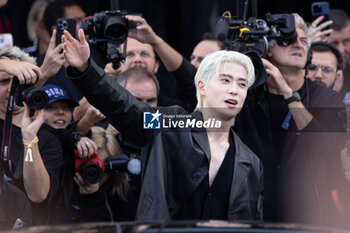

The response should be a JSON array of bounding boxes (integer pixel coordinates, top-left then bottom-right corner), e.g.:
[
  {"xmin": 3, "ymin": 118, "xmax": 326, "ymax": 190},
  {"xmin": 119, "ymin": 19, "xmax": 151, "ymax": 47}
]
[
  {"xmin": 311, "ymin": 1, "xmax": 330, "ymax": 31},
  {"xmin": 56, "ymin": 18, "xmax": 76, "ymax": 46}
]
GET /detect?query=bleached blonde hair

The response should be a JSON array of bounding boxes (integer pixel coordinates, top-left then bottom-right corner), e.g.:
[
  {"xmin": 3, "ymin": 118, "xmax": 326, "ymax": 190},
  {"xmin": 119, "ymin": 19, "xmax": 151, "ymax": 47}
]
[{"xmin": 195, "ymin": 50, "xmax": 255, "ymax": 108}]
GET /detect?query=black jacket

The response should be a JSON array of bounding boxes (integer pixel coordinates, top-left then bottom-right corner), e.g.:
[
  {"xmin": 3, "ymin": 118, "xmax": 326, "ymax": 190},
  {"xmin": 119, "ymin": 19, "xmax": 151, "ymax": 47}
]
[
  {"xmin": 66, "ymin": 59, "xmax": 264, "ymax": 222},
  {"xmin": 235, "ymin": 78, "xmax": 348, "ymax": 226}
]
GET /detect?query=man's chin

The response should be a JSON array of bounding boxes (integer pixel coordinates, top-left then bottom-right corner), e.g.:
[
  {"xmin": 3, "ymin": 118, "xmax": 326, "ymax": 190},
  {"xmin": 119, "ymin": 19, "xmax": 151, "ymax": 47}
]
[{"xmin": 314, "ymin": 80, "xmax": 327, "ymax": 87}]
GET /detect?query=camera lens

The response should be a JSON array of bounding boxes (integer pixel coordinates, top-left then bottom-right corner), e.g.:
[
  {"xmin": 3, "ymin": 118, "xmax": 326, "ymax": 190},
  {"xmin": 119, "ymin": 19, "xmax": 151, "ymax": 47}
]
[
  {"xmin": 25, "ymin": 88, "xmax": 49, "ymax": 110},
  {"xmin": 79, "ymin": 161, "xmax": 103, "ymax": 184},
  {"xmin": 104, "ymin": 16, "xmax": 128, "ymax": 44}
]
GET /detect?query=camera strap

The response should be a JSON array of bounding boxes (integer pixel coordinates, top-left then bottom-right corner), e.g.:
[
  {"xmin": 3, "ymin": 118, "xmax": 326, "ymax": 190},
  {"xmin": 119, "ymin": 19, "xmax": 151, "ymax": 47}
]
[{"xmin": 0, "ymin": 80, "xmax": 17, "ymax": 178}]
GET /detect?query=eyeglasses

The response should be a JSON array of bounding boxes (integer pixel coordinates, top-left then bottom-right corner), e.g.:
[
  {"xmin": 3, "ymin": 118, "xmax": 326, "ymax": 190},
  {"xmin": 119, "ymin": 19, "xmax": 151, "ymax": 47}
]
[{"xmin": 307, "ymin": 64, "xmax": 337, "ymax": 75}]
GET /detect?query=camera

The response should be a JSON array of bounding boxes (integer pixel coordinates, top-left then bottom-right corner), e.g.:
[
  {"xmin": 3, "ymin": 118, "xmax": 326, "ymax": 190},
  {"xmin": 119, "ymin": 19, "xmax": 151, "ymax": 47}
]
[
  {"xmin": 74, "ymin": 150, "xmax": 141, "ymax": 184},
  {"xmin": 215, "ymin": 12, "xmax": 297, "ymax": 58},
  {"xmin": 13, "ymin": 77, "xmax": 49, "ymax": 110},
  {"xmin": 80, "ymin": 10, "xmax": 129, "ymax": 69}
]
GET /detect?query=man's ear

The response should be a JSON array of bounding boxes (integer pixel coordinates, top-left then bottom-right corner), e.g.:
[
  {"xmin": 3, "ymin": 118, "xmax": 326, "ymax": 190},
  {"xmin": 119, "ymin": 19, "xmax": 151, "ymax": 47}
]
[
  {"xmin": 266, "ymin": 45, "xmax": 273, "ymax": 59},
  {"xmin": 197, "ymin": 80, "xmax": 206, "ymax": 96},
  {"xmin": 333, "ymin": 70, "xmax": 344, "ymax": 92},
  {"xmin": 154, "ymin": 60, "xmax": 160, "ymax": 73}
]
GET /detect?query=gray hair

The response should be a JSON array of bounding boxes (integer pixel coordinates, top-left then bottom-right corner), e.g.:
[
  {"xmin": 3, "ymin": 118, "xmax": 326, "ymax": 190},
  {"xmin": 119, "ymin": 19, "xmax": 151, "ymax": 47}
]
[
  {"xmin": 195, "ymin": 50, "xmax": 255, "ymax": 108},
  {"xmin": 0, "ymin": 46, "xmax": 36, "ymax": 65}
]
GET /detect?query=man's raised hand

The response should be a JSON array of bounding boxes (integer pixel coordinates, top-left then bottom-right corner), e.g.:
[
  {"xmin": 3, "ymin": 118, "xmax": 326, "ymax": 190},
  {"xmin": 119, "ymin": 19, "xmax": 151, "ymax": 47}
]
[{"xmin": 62, "ymin": 29, "xmax": 90, "ymax": 72}]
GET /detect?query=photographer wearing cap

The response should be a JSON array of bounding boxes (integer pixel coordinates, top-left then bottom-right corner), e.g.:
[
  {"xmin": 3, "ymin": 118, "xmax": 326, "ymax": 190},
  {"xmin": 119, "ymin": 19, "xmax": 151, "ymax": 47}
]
[{"xmin": 0, "ymin": 46, "xmax": 62, "ymax": 225}]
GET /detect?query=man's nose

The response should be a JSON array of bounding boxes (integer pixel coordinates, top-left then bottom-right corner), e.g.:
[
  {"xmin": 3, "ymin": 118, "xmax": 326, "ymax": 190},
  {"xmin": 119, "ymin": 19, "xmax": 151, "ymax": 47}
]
[{"xmin": 229, "ymin": 83, "xmax": 238, "ymax": 95}]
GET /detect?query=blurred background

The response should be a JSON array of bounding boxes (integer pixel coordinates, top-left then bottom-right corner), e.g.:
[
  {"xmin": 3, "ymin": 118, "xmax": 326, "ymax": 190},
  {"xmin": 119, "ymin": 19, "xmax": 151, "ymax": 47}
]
[{"xmin": 3, "ymin": 0, "xmax": 348, "ymax": 60}]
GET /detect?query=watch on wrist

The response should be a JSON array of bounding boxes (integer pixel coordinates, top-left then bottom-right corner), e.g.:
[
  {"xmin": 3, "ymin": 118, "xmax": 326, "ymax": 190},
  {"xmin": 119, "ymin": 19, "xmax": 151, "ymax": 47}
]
[{"xmin": 284, "ymin": 92, "xmax": 301, "ymax": 105}]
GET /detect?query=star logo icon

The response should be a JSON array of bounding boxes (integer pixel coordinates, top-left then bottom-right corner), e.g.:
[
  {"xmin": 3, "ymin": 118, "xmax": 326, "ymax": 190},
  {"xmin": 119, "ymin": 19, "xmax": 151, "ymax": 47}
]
[
  {"xmin": 150, "ymin": 110, "xmax": 161, "ymax": 122},
  {"xmin": 143, "ymin": 110, "xmax": 162, "ymax": 129}
]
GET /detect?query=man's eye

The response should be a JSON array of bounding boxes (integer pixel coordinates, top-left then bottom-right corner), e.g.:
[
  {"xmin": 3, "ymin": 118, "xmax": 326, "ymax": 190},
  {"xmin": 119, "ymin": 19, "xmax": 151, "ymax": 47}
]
[
  {"xmin": 140, "ymin": 51, "xmax": 151, "ymax": 57},
  {"xmin": 239, "ymin": 82, "xmax": 247, "ymax": 88},
  {"xmin": 126, "ymin": 52, "xmax": 135, "ymax": 57}
]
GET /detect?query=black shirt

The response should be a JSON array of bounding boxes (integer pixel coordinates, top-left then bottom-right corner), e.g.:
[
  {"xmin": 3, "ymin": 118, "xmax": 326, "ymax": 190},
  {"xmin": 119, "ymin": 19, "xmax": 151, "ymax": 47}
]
[
  {"xmin": 174, "ymin": 133, "xmax": 235, "ymax": 220},
  {"xmin": 0, "ymin": 119, "xmax": 63, "ymax": 225},
  {"xmin": 0, "ymin": 182, "xmax": 32, "ymax": 230}
]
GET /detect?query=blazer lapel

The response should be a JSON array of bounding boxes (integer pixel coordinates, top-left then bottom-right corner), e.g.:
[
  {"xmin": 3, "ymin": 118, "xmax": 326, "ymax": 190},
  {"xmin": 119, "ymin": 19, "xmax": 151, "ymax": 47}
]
[
  {"xmin": 229, "ymin": 132, "xmax": 253, "ymax": 205},
  {"xmin": 191, "ymin": 111, "xmax": 211, "ymax": 161}
]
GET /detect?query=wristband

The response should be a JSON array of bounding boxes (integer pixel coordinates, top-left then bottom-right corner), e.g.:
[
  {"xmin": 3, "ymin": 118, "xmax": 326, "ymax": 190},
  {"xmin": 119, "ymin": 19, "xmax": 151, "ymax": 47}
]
[{"xmin": 23, "ymin": 136, "xmax": 39, "ymax": 162}]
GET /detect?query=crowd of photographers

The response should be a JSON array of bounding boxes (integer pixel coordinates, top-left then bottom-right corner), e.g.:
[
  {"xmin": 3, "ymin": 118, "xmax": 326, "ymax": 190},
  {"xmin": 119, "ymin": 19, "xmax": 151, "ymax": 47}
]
[{"xmin": 1, "ymin": 0, "xmax": 350, "ymax": 231}]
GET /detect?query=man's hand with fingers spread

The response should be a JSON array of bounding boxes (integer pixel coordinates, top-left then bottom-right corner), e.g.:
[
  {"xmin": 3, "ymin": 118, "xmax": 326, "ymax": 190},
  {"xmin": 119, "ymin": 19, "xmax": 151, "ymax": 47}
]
[{"xmin": 62, "ymin": 29, "xmax": 90, "ymax": 72}]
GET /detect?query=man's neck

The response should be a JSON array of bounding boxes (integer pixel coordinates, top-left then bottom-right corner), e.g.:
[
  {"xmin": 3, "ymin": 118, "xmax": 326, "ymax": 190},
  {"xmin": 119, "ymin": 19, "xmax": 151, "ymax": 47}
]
[
  {"xmin": 202, "ymin": 109, "xmax": 232, "ymax": 139},
  {"xmin": 279, "ymin": 66, "xmax": 306, "ymax": 92}
]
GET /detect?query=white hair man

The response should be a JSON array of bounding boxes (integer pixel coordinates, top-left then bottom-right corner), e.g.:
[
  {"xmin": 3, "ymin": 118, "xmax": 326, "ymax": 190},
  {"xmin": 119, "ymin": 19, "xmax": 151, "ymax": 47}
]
[{"xmin": 62, "ymin": 28, "xmax": 263, "ymax": 222}]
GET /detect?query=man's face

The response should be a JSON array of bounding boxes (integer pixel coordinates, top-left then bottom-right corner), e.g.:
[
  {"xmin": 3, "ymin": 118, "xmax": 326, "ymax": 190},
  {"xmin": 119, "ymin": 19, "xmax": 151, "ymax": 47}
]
[
  {"xmin": 308, "ymin": 51, "xmax": 339, "ymax": 88},
  {"xmin": 190, "ymin": 40, "xmax": 221, "ymax": 69},
  {"xmin": 328, "ymin": 24, "xmax": 350, "ymax": 65},
  {"xmin": 44, "ymin": 100, "xmax": 72, "ymax": 129},
  {"xmin": 124, "ymin": 75, "xmax": 158, "ymax": 107},
  {"xmin": 267, "ymin": 27, "xmax": 308, "ymax": 70},
  {"xmin": 121, "ymin": 38, "xmax": 159, "ymax": 74},
  {"xmin": 0, "ymin": 72, "xmax": 22, "ymax": 115},
  {"xmin": 199, "ymin": 62, "xmax": 248, "ymax": 120}
]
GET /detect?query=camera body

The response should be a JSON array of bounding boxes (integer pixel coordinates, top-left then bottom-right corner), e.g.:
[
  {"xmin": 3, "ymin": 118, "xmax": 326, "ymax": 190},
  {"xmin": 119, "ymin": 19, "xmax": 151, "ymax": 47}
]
[
  {"xmin": 215, "ymin": 13, "xmax": 297, "ymax": 58},
  {"xmin": 74, "ymin": 150, "xmax": 105, "ymax": 184},
  {"xmin": 74, "ymin": 150, "xmax": 141, "ymax": 184},
  {"xmin": 14, "ymin": 77, "xmax": 49, "ymax": 110},
  {"xmin": 80, "ymin": 10, "xmax": 129, "ymax": 69},
  {"xmin": 81, "ymin": 10, "xmax": 128, "ymax": 44}
]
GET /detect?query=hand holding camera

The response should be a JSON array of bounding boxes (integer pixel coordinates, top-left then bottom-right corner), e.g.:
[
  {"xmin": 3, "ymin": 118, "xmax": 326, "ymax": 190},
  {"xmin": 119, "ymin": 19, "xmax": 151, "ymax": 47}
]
[
  {"xmin": 76, "ymin": 137, "xmax": 97, "ymax": 158},
  {"xmin": 21, "ymin": 102, "xmax": 45, "ymax": 144},
  {"xmin": 125, "ymin": 15, "xmax": 160, "ymax": 46},
  {"xmin": 0, "ymin": 59, "xmax": 41, "ymax": 85}
]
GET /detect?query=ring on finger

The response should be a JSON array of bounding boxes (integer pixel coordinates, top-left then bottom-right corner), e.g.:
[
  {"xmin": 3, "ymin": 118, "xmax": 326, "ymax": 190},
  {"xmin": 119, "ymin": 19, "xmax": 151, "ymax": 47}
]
[
  {"xmin": 85, "ymin": 141, "xmax": 90, "ymax": 145},
  {"xmin": 311, "ymin": 23, "xmax": 317, "ymax": 28}
]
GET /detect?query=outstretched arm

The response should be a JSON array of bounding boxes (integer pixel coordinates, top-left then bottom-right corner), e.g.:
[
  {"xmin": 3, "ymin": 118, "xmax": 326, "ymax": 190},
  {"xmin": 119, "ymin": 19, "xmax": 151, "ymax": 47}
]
[{"xmin": 126, "ymin": 15, "xmax": 183, "ymax": 72}]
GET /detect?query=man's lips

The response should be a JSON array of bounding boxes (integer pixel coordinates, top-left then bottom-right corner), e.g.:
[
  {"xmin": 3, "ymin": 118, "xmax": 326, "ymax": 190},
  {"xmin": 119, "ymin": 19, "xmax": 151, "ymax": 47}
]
[{"xmin": 225, "ymin": 99, "xmax": 238, "ymax": 108}]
